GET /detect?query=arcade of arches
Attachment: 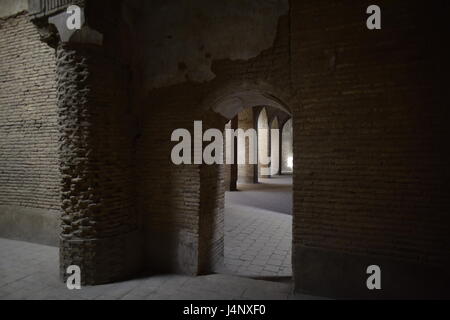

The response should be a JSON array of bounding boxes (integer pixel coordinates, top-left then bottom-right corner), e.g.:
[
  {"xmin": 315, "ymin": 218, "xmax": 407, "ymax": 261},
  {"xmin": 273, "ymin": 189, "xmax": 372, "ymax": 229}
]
[
  {"xmin": 0, "ymin": 0, "xmax": 449, "ymax": 299},
  {"xmin": 222, "ymin": 106, "xmax": 294, "ymax": 278}
]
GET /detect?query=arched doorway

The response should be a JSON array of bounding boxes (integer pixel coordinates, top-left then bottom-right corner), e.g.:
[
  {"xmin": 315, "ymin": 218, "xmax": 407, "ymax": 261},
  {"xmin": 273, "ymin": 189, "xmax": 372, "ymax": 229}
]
[{"xmin": 200, "ymin": 83, "xmax": 295, "ymax": 280}]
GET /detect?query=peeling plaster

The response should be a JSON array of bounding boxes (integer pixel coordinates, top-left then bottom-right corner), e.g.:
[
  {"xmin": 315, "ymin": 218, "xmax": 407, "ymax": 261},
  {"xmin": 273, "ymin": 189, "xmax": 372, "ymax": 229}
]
[
  {"xmin": 0, "ymin": 0, "xmax": 28, "ymax": 18},
  {"xmin": 124, "ymin": 0, "xmax": 289, "ymax": 89}
]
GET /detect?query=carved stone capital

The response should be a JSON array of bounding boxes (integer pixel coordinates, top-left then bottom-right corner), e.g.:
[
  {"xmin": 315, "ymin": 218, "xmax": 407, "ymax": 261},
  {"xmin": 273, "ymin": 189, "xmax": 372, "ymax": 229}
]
[{"xmin": 28, "ymin": 0, "xmax": 102, "ymax": 47}]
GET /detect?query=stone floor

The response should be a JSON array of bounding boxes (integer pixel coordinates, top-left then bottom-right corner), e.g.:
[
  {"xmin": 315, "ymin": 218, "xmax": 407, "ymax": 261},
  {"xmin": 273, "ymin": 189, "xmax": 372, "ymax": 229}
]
[
  {"xmin": 224, "ymin": 205, "xmax": 292, "ymax": 278},
  {"xmin": 0, "ymin": 238, "xmax": 324, "ymax": 300},
  {"xmin": 0, "ymin": 175, "xmax": 302, "ymax": 300},
  {"xmin": 226, "ymin": 176, "xmax": 293, "ymax": 215},
  {"xmin": 224, "ymin": 175, "xmax": 292, "ymax": 278}
]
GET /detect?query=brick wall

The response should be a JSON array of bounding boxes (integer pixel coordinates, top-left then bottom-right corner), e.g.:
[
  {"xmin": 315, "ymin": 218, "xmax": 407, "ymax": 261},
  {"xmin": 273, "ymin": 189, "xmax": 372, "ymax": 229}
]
[
  {"xmin": 0, "ymin": 4, "xmax": 293, "ymax": 279},
  {"xmin": 134, "ymin": 14, "xmax": 293, "ymax": 275},
  {"xmin": 291, "ymin": 0, "xmax": 450, "ymax": 297},
  {"xmin": 0, "ymin": 13, "xmax": 60, "ymax": 212},
  {"xmin": 136, "ymin": 85, "xmax": 206, "ymax": 274},
  {"xmin": 4, "ymin": 2, "xmax": 447, "ymax": 297}
]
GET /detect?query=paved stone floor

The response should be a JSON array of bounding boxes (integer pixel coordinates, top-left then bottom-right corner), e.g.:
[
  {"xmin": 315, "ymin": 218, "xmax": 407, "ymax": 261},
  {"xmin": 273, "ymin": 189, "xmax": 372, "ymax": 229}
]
[
  {"xmin": 224, "ymin": 176, "xmax": 292, "ymax": 278},
  {"xmin": 224, "ymin": 205, "xmax": 292, "ymax": 278},
  {"xmin": 0, "ymin": 238, "xmax": 324, "ymax": 300},
  {"xmin": 226, "ymin": 176, "xmax": 293, "ymax": 215},
  {"xmin": 0, "ymin": 175, "xmax": 303, "ymax": 300}
]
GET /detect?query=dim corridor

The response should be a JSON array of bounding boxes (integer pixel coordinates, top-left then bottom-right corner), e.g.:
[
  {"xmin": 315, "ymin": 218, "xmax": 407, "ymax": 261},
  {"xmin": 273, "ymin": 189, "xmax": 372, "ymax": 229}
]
[{"xmin": 224, "ymin": 175, "xmax": 293, "ymax": 278}]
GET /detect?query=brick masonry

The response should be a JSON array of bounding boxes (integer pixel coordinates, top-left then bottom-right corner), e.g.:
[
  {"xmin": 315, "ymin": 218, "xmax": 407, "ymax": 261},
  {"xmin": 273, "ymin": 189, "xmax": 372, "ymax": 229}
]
[
  {"xmin": 0, "ymin": 1, "xmax": 449, "ymax": 298},
  {"xmin": 237, "ymin": 107, "xmax": 257, "ymax": 184},
  {"xmin": 55, "ymin": 42, "xmax": 139, "ymax": 285},
  {"xmin": 291, "ymin": 0, "xmax": 450, "ymax": 297},
  {"xmin": 223, "ymin": 116, "xmax": 238, "ymax": 192},
  {"xmin": 270, "ymin": 117, "xmax": 280, "ymax": 176},
  {"xmin": 0, "ymin": 12, "xmax": 60, "ymax": 241}
]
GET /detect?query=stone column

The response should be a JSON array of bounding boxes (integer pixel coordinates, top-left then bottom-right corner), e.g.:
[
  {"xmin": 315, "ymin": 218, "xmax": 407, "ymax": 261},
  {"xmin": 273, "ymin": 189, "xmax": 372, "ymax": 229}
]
[
  {"xmin": 237, "ymin": 108, "xmax": 257, "ymax": 184},
  {"xmin": 224, "ymin": 117, "xmax": 239, "ymax": 191},
  {"xmin": 30, "ymin": 1, "xmax": 140, "ymax": 285},
  {"xmin": 258, "ymin": 108, "xmax": 270, "ymax": 179},
  {"xmin": 229, "ymin": 116, "xmax": 238, "ymax": 191},
  {"xmin": 278, "ymin": 125, "xmax": 283, "ymax": 175},
  {"xmin": 270, "ymin": 117, "xmax": 280, "ymax": 177}
]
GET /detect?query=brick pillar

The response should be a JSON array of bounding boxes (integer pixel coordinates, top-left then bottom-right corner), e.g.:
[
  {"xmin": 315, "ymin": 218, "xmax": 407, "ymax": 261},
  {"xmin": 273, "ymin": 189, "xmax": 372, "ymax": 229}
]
[
  {"xmin": 270, "ymin": 118, "xmax": 280, "ymax": 177},
  {"xmin": 229, "ymin": 116, "xmax": 238, "ymax": 191},
  {"xmin": 57, "ymin": 43, "xmax": 140, "ymax": 285},
  {"xmin": 258, "ymin": 108, "xmax": 271, "ymax": 179},
  {"xmin": 224, "ymin": 117, "xmax": 239, "ymax": 191},
  {"xmin": 237, "ymin": 108, "xmax": 257, "ymax": 184},
  {"xmin": 223, "ymin": 122, "xmax": 232, "ymax": 191},
  {"xmin": 278, "ymin": 122, "xmax": 283, "ymax": 176},
  {"xmin": 30, "ymin": 2, "xmax": 141, "ymax": 285}
]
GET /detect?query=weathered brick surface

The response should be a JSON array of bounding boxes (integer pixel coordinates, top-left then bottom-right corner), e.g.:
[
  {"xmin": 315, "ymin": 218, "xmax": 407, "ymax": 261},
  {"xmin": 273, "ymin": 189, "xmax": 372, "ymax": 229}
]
[
  {"xmin": 127, "ymin": 13, "xmax": 294, "ymax": 275},
  {"xmin": 1, "ymin": 10, "xmax": 140, "ymax": 284},
  {"xmin": 2, "ymin": 1, "xmax": 448, "ymax": 297},
  {"xmin": 199, "ymin": 115, "xmax": 226, "ymax": 273},
  {"xmin": 55, "ymin": 43, "xmax": 139, "ymax": 284},
  {"xmin": 291, "ymin": 0, "xmax": 450, "ymax": 269},
  {"xmin": 0, "ymin": 6, "xmax": 293, "ymax": 281},
  {"xmin": 237, "ymin": 107, "xmax": 256, "ymax": 184},
  {"xmin": 0, "ymin": 13, "xmax": 60, "ymax": 211}
]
